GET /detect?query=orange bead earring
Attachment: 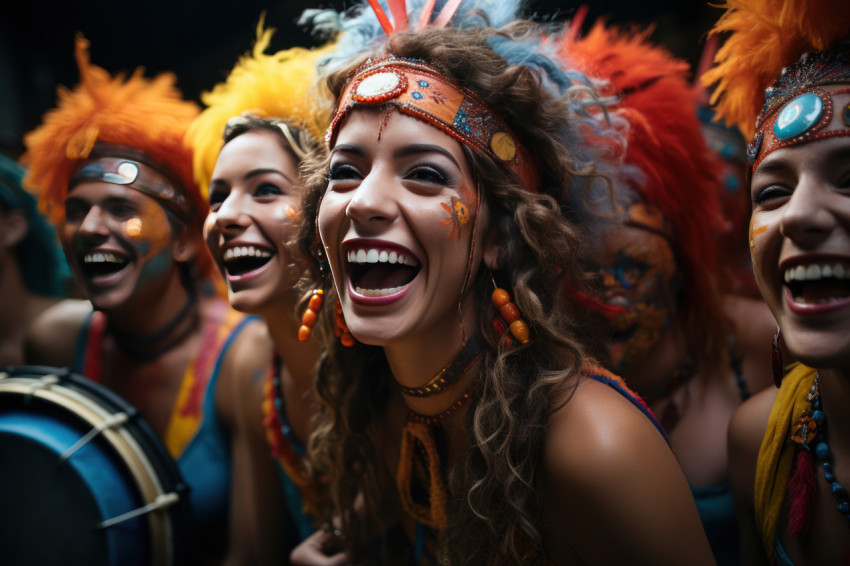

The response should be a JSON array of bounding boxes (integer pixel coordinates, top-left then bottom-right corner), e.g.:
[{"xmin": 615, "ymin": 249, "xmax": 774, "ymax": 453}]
[
  {"xmin": 334, "ymin": 300, "xmax": 356, "ymax": 347},
  {"xmin": 491, "ymin": 285, "xmax": 530, "ymax": 345},
  {"xmin": 298, "ymin": 289, "xmax": 324, "ymax": 342}
]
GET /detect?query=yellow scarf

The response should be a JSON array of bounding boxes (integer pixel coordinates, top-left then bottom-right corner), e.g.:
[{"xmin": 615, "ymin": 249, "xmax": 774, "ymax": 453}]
[{"xmin": 754, "ymin": 363, "xmax": 817, "ymax": 563}]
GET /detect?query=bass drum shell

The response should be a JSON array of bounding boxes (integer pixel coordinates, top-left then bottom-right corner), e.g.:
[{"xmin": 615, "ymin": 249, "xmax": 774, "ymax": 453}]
[{"xmin": 0, "ymin": 365, "xmax": 195, "ymax": 566}]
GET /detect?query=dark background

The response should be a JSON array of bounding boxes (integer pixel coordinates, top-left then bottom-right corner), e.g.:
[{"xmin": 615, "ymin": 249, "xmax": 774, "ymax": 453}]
[{"xmin": 0, "ymin": 0, "xmax": 720, "ymax": 158}]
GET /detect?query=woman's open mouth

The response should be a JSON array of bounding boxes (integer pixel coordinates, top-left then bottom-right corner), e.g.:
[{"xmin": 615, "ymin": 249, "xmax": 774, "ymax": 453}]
[
  {"xmin": 783, "ymin": 260, "xmax": 850, "ymax": 315},
  {"xmin": 345, "ymin": 244, "xmax": 420, "ymax": 302},
  {"xmin": 222, "ymin": 245, "xmax": 274, "ymax": 281},
  {"xmin": 784, "ymin": 261, "xmax": 850, "ymax": 306},
  {"xmin": 80, "ymin": 251, "xmax": 131, "ymax": 284}
]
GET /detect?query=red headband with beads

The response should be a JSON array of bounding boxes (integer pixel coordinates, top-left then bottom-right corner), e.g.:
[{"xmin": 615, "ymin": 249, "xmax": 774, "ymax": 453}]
[{"xmin": 326, "ymin": 57, "xmax": 540, "ymax": 192}]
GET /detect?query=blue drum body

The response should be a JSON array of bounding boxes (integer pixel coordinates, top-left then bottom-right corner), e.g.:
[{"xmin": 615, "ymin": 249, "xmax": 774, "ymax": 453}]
[{"xmin": 0, "ymin": 366, "xmax": 194, "ymax": 566}]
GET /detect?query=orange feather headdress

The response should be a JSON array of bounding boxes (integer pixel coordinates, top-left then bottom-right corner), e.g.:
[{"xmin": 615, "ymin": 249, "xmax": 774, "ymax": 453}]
[
  {"xmin": 22, "ymin": 35, "xmax": 202, "ymax": 227},
  {"xmin": 564, "ymin": 23, "xmax": 724, "ymax": 315},
  {"xmin": 701, "ymin": 0, "xmax": 850, "ymax": 139},
  {"xmin": 186, "ymin": 17, "xmax": 338, "ymax": 198}
]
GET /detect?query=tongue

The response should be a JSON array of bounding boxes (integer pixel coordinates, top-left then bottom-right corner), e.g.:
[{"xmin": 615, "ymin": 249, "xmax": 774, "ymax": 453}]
[
  {"xmin": 358, "ymin": 264, "xmax": 417, "ymax": 290},
  {"xmin": 799, "ymin": 280, "xmax": 850, "ymax": 303}
]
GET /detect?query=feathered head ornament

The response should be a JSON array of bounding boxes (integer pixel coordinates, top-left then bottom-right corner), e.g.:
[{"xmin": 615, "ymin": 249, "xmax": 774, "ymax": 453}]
[
  {"xmin": 702, "ymin": 0, "xmax": 850, "ymax": 171},
  {"xmin": 185, "ymin": 17, "xmax": 338, "ymax": 198},
  {"xmin": 304, "ymin": 0, "xmax": 628, "ymax": 197},
  {"xmin": 23, "ymin": 35, "xmax": 202, "ymax": 227},
  {"xmin": 563, "ymin": 22, "xmax": 726, "ymax": 346}
]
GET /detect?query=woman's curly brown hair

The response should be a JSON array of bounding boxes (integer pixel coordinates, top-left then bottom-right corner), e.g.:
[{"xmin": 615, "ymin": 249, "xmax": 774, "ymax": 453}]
[{"xmin": 297, "ymin": 22, "xmax": 613, "ymax": 565}]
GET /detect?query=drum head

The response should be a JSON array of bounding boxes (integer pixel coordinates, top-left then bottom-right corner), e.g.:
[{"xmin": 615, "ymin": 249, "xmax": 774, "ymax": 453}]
[{"xmin": 0, "ymin": 366, "xmax": 194, "ymax": 566}]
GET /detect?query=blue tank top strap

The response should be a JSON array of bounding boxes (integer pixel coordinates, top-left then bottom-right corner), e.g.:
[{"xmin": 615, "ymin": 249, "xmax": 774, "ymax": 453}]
[
  {"xmin": 204, "ymin": 314, "xmax": 260, "ymax": 410},
  {"xmin": 73, "ymin": 310, "xmax": 97, "ymax": 374},
  {"xmin": 176, "ymin": 313, "xmax": 260, "ymax": 547},
  {"xmin": 586, "ymin": 372, "xmax": 671, "ymax": 447}
]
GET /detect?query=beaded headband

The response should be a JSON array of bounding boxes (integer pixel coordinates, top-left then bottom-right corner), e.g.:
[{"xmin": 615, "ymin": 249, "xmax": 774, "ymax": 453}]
[
  {"xmin": 749, "ymin": 47, "xmax": 850, "ymax": 173},
  {"xmin": 69, "ymin": 145, "xmax": 193, "ymax": 222},
  {"xmin": 326, "ymin": 57, "xmax": 540, "ymax": 192}
]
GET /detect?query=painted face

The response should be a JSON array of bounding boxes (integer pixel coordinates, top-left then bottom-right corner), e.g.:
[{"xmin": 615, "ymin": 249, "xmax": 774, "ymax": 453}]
[
  {"xmin": 318, "ymin": 109, "xmax": 482, "ymax": 347},
  {"xmin": 591, "ymin": 208, "xmax": 680, "ymax": 372},
  {"xmin": 749, "ymin": 90, "xmax": 850, "ymax": 369},
  {"xmin": 204, "ymin": 129, "xmax": 304, "ymax": 313},
  {"xmin": 62, "ymin": 181, "xmax": 176, "ymax": 310}
]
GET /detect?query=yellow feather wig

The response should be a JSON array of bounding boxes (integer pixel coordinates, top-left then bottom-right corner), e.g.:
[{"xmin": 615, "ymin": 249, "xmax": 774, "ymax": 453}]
[
  {"xmin": 702, "ymin": 0, "xmax": 850, "ymax": 139},
  {"xmin": 185, "ymin": 17, "xmax": 337, "ymax": 198},
  {"xmin": 22, "ymin": 35, "xmax": 201, "ymax": 226}
]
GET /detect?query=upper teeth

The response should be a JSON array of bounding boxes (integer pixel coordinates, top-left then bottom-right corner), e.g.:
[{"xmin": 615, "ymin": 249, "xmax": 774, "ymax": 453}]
[
  {"xmin": 784, "ymin": 263, "xmax": 849, "ymax": 283},
  {"xmin": 83, "ymin": 253, "xmax": 123, "ymax": 264},
  {"xmin": 347, "ymin": 248, "xmax": 418, "ymax": 266},
  {"xmin": 223, "ymin": 246, "xmax": 272, "ymax": 261}
]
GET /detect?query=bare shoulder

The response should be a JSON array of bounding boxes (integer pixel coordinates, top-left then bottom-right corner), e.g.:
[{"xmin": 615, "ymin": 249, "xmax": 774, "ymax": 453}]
[
  {"xmin": 544, "ymin": 376, "xmax": 673, "ymax": 485},
  {"xmin": 728, "ymin": 386, "xmax": 777, "ymax": 485},
  {"xmin": 541, "ymin": 377, "xmax": 715, "ymax": 565},
  {"xmin": 25, "ymin": 299, "xmax": 92, "ymax": 367},
  {"xmin": 215, "ymin": 315, "xmax": 273, "ymax": 427}
]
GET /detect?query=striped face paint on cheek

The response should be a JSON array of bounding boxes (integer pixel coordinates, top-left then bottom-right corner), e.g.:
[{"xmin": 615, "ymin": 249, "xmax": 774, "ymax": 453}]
[
  {"xmin": 749, "ymin": 221, "xmax": 768, "ymax": 265},
  {"xmin": 122, "ymin": 199, "xmax": 174, "ymax": 283}
]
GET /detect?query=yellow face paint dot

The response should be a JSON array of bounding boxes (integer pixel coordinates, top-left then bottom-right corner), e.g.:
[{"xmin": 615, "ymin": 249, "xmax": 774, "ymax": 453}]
[
  {"xmin": 125, "ymin": 218, "xmax": 143, "ymax": 238},
  {"xmin": 491, "ymin": 132, "xmax": 517, "ymax": 161}
]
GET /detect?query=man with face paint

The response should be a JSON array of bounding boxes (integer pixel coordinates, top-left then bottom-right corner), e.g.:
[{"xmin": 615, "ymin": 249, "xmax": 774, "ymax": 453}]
[{"xmin": 21, "ymin": 36, "xmax": 266, "ymax": 564}]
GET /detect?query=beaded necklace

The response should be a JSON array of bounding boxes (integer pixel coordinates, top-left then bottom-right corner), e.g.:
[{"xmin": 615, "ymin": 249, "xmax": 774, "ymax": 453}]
[
  {"xmin": 792, "ymin": 373, "xmax": 850, "ymax": 526},
  {"xmin": 398, "ymin": 383, "xmax": 477, "ymax": 530},
  {"xmin": 400, "ymin": 337, "xmax": 482, "ymax": 398},
  {"xmin": 261, "ymin": 355, "xmax": 324, "ymax": 523}
]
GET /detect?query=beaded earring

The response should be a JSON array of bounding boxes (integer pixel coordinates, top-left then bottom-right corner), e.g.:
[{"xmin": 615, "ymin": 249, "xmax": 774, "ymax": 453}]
[
  {"xmin": 772, "ymin": 326, "xmax": 784, "ymax": 388},
  {"xmin": 491, "ymin": 284, "xmax": 530, "ymax": 345},
  {"xmin": 334, "ymin": 300, "xmax": 355, "ymax": 347},
  {"xmin": 298, "ymin": 289, "xmax": 324, "ymax": 343}
]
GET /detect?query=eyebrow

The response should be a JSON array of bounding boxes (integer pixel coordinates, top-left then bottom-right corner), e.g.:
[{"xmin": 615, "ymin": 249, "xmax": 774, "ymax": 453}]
[
  {"xmin": 394, "ymin": 144, "xmax": 462, "ymax": 170},
  {"xmin": 245, "ymin": 168, "xmax": 294, "ymax": 184},
  {"xmin": 65, "ymin": 195, "xmax": 133, "ymax": 207},
  {"xmin": 330, "ymin": 143, "xmax": 462, "ymax": 170},
  {"xmin": 756, "ymin": 144, "xmax": 850, "ymax": 176},
  {"xmin": 330, "ymin": 144, "xmax": 365, "ymax": 158},
  {"xmin": 210, "ymin": 168, "xmax": 294, "ymax": 187}
]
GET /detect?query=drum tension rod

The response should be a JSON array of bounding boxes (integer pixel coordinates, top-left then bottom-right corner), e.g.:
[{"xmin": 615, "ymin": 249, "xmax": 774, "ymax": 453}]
[
  {"xmin": 59, "ymin": 412, "xmax": 130, "ymax": 462},
  {"xmin": 98, "ymin": 492, "xmax": 180, "ymax": 529}
]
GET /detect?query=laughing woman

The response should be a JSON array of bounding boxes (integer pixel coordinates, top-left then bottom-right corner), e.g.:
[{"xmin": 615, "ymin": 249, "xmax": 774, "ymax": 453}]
[
  {"xmin": 294, "ymin": 2, "xmax": 715, "ymax": 564},
  {"xmin": 702, "ymin": 0, "xmax": 850, "ymax": 564},
  {"xmin": 185, "ymin": 23, "xmax": 335, "ymax": 561},
  {"xmin": 23, "ymin": 37, "xmax": 266, "ymax": 564}
]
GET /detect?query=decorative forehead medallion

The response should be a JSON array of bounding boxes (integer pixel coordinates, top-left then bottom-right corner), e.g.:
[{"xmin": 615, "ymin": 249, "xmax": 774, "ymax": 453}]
[
  {"xmin": 352, "ymin": 70, "xmax": 408, "ymax": 104},
  {"xmin": 773, "ymin": 92, "xmax": 823, "ymax": 140}
]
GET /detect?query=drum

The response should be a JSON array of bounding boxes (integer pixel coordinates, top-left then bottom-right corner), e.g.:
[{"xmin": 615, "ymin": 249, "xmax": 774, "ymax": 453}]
[{"xmin": 0, "ymin": 365, "xmax": 194, "ymax": 566}]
